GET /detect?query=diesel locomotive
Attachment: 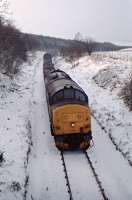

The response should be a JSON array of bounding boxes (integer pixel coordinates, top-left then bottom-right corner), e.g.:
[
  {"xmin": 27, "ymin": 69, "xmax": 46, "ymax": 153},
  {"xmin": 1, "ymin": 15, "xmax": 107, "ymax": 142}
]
[{"xmin": 43, "ymin": 53, "xmax": 92, "ymax": 150}]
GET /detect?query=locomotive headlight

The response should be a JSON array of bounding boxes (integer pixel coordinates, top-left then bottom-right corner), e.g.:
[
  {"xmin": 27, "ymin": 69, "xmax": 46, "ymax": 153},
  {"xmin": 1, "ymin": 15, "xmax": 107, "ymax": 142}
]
[{"xmin": 71, "ymin": 123, "xmax": 75, "ymax": 127}]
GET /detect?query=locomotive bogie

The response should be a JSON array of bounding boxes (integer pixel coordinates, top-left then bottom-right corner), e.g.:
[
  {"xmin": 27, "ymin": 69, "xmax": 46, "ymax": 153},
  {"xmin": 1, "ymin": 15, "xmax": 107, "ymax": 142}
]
[{"xmin": 54, "ymin": 135, "xmax": 91, "ymax": 150}]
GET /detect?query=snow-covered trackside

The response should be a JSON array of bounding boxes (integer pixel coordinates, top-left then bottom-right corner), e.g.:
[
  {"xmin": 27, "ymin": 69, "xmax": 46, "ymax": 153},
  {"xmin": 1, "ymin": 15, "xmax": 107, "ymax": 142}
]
[
  {"xmin": 89, "ymin": 118, "xmax": 132, "ymax": 200},
  {"xmin": 26, "ymin": 55, "xmax": 68, "ymax": 200},
  {"xmin": 55, "ymin": 50, "xmax": 132, "ymax": 164},
  {"xmin": 0, "ymin": 52, "xmax": 41, "ymax": 200}
]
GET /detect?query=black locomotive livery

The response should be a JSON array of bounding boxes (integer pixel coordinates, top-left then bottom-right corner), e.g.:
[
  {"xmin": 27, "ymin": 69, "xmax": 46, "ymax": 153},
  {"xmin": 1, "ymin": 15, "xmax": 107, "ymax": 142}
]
[{"xmin": 43, "ymin": 53, "xmax": 92, "ymax": 150}]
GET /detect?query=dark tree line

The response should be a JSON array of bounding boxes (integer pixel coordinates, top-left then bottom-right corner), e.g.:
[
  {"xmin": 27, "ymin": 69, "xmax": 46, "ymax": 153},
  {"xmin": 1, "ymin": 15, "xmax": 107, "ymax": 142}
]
[
  {"xmin": 60, "ymin": 32, "xmax": 130, "ymax": 62},
  {"xmin": 60, "ymin": 33, "xmax": 97, "ymax": 63},
  {"xmin": 0, "ymin": 1, "xmax": 28, "ymax": 76}
]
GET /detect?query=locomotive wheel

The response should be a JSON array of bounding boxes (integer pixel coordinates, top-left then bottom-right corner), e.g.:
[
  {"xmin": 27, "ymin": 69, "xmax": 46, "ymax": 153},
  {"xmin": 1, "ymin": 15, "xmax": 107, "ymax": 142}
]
[
  {"xmin": 54, "ymin": 136, "xmax": 69, "ymax": 150},
  {"xmin": 80, "ymin": 141, "xmax": 90, "ymax": 150},
  {"xmin": 55, "ymin": 141, "xmax": 69, "ymax": 151}
]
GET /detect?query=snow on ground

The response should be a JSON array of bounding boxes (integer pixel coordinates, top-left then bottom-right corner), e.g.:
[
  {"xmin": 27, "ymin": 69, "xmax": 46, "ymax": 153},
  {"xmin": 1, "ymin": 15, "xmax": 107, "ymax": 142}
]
[
  {"xmin": 55, "ymin": 49, "xmax": 132, "ymax": 164},
  {"xmin": 26, "ymin": 54, "xmax": 68, "ymax": 200},
  {"xmin": 0, "ymin": 52, "xmax": 41, "ymax": 200},
  {"xmin": 89, "ymin": 117, "xmax": 132, "ymax": 200},
  {"xmin": 1, "ymin": 49, "xmax": 132, "ymax": 200}
]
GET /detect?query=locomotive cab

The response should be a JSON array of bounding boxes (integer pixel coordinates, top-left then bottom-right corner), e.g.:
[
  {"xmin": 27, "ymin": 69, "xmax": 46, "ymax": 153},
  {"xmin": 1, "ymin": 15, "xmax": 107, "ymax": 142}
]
[{"xmin": 50, "ymin": 86, "xmax": 92, "ymax": 150}]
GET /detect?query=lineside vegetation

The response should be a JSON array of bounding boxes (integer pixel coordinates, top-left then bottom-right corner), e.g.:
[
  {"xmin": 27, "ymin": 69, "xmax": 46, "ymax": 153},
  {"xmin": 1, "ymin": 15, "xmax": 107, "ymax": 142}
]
[
  {"xmin": 0, "ymin": 0, "xmax": 27, "ymax": 76},
  {"xmin": 120, "ymin": 75, "xmax": 132, "ymax": 111}
]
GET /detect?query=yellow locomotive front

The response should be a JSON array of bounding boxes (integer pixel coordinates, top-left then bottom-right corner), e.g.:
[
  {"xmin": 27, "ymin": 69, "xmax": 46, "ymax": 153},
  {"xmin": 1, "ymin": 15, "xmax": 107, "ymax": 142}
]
[{"xmin": 53, "ymin": 104, "xmax": 92, "ymax": 150}]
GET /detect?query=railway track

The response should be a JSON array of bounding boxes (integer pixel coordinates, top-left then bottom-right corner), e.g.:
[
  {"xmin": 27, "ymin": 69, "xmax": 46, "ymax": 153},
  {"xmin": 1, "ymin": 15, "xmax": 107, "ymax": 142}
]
[
  {"xmin": 84, "ymin": 151, "xmax": 108, "ymax": 200},
  {"xmin": 60, "ymin": 150, "xmax": 109, "ymax": 200},
  {"xmin": 60, "ymin": 151, "xmax": 73, "ymax": 200}
]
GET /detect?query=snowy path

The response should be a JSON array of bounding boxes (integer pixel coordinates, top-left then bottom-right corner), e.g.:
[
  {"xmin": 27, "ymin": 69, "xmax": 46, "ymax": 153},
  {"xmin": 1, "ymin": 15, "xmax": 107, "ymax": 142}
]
[
  {"xmin": 88, "ymin": 118, "xmax": 132, "ymax": 200},
  {"xmin": 27, "ymin": 57, "xmax": 68, "ymax": 200},
  {"xmin": 0, "ymin": 53, "xmax": 43, "ymax": 200}
]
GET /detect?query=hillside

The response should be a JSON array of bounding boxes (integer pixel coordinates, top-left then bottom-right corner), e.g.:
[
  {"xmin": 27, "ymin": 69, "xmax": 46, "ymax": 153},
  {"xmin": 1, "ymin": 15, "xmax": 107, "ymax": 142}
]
[{"xmin": 22, "ymin": 33, "xmax": 132, "ymax": 53}]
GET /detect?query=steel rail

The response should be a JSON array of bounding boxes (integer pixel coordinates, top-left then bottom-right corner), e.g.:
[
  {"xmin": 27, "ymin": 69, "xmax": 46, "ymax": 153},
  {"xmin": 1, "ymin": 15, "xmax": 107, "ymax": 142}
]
[
  {"xmin": 60, "ymin": 151, "xmax": 73, "ymax": 200},
  {"xmin": 84, "ymin": 150, "xmax": 109, "ymax": 200}
]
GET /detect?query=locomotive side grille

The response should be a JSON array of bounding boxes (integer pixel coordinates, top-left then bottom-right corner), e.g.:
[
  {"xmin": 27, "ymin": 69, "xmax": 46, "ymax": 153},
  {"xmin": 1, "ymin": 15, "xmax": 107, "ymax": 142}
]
[{"xmin": 62, "ymin": 112, "xmax": 84, "ymax": 122}]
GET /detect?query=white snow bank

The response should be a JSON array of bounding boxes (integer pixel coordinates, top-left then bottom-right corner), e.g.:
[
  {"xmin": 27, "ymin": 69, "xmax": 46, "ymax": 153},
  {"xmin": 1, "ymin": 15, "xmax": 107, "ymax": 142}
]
[{"xmin": 0, "ymin": 52, "xmax": 42, "ymax": 200}]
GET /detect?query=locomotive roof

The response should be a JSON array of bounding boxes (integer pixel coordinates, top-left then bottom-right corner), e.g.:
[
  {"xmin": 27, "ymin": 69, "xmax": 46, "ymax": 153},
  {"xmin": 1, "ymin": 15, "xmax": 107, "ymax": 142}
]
[
  {"xmin": 47, "ymin": 78, "xmax": 85, "ymax": 97},
  {"xmin": 43, "ymin": 53, "xmax": 52, "ymax": 59},
  {"xmin": 46, "ymin": 71, "xmax": 71, "ymax": 81}
]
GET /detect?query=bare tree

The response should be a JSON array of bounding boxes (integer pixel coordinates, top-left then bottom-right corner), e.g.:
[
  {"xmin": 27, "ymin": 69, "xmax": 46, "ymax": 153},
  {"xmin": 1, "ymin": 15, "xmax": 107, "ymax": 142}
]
[
  {"xmin": 60, "ymin": 40, "xmax": 86, "ymax": 67},
  {"xmin": 84, "ymin": 37, "xmax": 96, "ymax": 56},
  {"xmin": 74, "ymin": 32, "xmax": 83, "ymax": 41},
  {"xmin": 74, "ymin": 33, "xmax": 97, "ymax": 56},
  {"xmin": 0, "ymin": 1, "xmax": 27, "ymax": 76}
]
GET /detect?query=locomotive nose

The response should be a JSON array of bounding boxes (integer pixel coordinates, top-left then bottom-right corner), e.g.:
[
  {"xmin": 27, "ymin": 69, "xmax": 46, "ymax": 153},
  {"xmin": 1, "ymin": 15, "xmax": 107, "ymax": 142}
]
[{"xmin": 53, "ymin": 105, "xmax": 91, "ymax": 135}]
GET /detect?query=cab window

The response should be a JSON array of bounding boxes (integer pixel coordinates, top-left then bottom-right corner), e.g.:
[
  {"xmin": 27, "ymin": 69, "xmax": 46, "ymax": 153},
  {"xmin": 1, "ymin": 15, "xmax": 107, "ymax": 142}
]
[
  {"xmin": 64, "ymin": 88, "xmax": 74, "ymax": 99},
  {"xmin": 75, "ymin": 90, "xmax": 87, "ymax": 102},
  {"xmin": 52, "ymin": 91, "xmax": 63, "ymax": 103}
]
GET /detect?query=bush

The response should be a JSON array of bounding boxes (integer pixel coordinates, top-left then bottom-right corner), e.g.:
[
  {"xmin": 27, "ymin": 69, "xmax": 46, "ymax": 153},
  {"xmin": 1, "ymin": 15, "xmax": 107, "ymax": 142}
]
[
  {"xmin": 0, "ymin": 17, "xmax": 28, "ymax": 76},
  {"xmin": 120, "ymin": 76, "xmax": 132, "ymax": 111},
  {"xmin": 60, "ymin": 41, "xmax": 85, "ymax": 57}
]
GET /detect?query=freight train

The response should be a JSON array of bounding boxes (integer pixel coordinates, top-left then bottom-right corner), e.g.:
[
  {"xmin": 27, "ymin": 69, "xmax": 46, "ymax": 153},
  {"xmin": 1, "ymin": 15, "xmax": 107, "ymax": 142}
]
[{"xmin": 43, "ymin": 53, "xmax": 92, "ymax": 150}]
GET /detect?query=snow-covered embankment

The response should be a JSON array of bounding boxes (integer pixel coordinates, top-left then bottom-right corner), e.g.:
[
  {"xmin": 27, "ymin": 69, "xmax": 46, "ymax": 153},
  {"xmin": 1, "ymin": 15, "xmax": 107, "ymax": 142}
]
[{"xmin": 0, "ymin": 52, "xmax": 41, "ymax": 200}]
